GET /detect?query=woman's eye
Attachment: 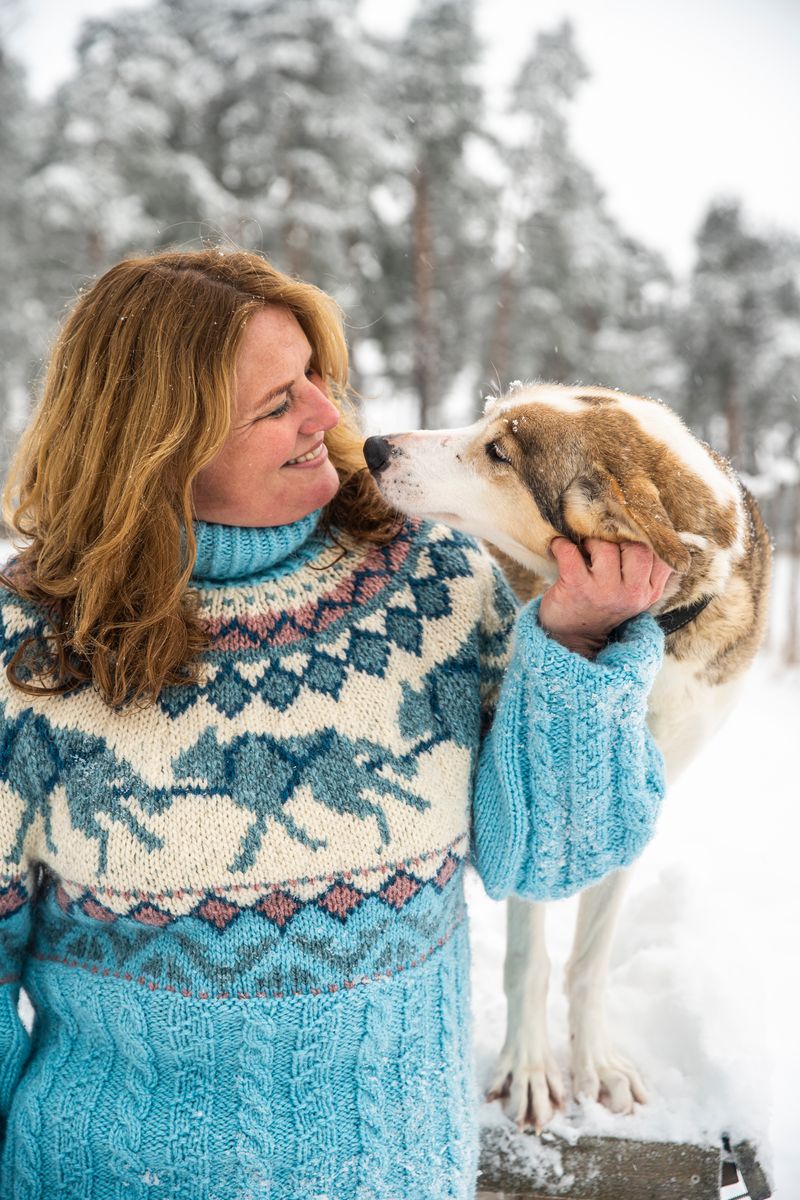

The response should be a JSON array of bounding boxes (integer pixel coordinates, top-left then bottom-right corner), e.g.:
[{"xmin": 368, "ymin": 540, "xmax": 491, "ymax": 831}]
[
  {"xmin": 260, "ymin": 394, "xmax": 292, "ymax": 420},
  {"xmin": 485, "ymin": 441, "xmax": 511, "ymax": 464}
]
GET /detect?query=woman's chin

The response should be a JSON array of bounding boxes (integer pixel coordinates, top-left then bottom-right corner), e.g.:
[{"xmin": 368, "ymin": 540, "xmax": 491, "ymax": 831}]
[
  {"xmin": 196, "ymin": 467, "xmax": 341, "ymax": 527},
  {"xmin": 273, "ymin": 469, "xmax": 340, "ymax": 525},
  {"xmin": 303, "ymin": 464, "xmax": 340, "ymax": 509}
]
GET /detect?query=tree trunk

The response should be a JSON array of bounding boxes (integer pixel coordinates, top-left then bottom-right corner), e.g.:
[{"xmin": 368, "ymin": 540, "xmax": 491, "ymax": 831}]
[
  {"xmin": 487, "ymin": 262, "xmax": 515, "ymax": 407},
  {"xmin": 786, "ymin": 480, "xmax": 800, "ymax": 665},
  {"xmin": 86, "ymin": 228, "xmax": 104, "ymax": 270},
  {"xmin": 285, "ymin": 168, "xmax": 309, "ymax": 279},
  {"xmin": 724, "ymin": 370, "xmax": 743, "ymax": 464},
  {"xmin": 286, "ymin": 222, "xmax": 308, "ymax": 280},
  {"xmin": 412, "ymin": 167, "xmax": 435, "ymax": 428},
  {"xmin": 760, "ymin": 487, "xmax": 781, "ymax": 654}
]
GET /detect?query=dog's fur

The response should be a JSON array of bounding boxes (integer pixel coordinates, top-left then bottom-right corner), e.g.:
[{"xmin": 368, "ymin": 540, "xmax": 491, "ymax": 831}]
[{"xmin": 364, "ymin": 382, "xmax": 771, "ymax": 1132}]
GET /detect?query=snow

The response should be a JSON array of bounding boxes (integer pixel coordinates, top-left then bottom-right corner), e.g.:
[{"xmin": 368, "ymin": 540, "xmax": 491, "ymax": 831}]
[{"xmin": 469, "ymin": 552, "xmax": 800, "ymax": 1195}]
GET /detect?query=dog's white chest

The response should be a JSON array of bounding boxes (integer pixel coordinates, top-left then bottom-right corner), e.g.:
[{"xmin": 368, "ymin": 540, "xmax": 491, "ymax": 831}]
[{"xmin": 646, "ymin": 652, "xmax": 743, "ymax": 784}]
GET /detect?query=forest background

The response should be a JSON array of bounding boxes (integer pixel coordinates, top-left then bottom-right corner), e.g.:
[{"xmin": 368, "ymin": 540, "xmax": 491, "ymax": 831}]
[
  {"xmin": 2, "ymin": 2, "xmax": 800, "ymax": 1189},
  {"xmin": 1, "ymin": 0, "xmax": 799, "ymax": 659}
]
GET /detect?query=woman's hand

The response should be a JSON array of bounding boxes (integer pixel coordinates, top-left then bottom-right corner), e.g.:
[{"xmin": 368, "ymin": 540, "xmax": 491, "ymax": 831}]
[{"xmin": 538, "ymin": 537, "xmax": 674, "ymax": 659}]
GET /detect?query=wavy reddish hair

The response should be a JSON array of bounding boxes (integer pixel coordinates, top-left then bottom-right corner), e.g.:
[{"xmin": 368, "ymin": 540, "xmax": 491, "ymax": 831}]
[{"xmin": 2, "ymin": 249, "xmax": 398, "ymax": 707}]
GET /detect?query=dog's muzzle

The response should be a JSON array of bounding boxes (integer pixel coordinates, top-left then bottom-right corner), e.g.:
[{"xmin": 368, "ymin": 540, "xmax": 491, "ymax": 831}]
[{"xmin": 363, "ymin": 436, "xmax": 393, "ymax": 474}]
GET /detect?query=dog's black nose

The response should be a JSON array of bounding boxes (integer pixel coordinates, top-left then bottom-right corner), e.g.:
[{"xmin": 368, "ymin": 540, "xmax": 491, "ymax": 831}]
[{"xmin": 363, "ymin": 436, "xmax": 393, "ymax": 474}]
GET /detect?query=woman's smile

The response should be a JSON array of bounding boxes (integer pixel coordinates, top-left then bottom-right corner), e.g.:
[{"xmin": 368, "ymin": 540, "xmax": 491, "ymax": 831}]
[{"xmin": 284, "ymin": 440, "xmax": 328, "ymax": 467}]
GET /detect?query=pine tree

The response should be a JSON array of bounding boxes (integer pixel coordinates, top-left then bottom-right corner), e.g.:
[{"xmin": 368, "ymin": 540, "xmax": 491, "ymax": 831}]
[
  {"xmin": 25, "ymin": 0, "xmax": 385, "ymax": 358},
  {"xmin": 484, "ymin": 22, "xmax": 674, "ymax": 403},
  {"xmin": 0, "ymin": 42, "xmax": 42, "ymax": 479},
  {"xmin": 677, "ymin": 204, "xmax": 800, "ymax": 661},
  {"xmin": 375, "ymin": 0, "xmax": 496, "ymax": 426},
  {"xmin": 680, "ymin": 201, "xmax": 800, "ymax": 469}
]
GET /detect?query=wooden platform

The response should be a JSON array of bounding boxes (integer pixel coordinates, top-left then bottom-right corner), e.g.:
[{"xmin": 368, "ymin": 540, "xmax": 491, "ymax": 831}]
[{"xmin": 476, "ymin": 1126, "xmax": 772, "ymax": 1200}]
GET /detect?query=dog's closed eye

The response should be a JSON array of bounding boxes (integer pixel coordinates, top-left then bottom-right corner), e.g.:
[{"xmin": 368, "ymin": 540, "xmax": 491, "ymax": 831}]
[{"xmin": 485, "ymin": 441, "xmax": 512, "ymax": 465}]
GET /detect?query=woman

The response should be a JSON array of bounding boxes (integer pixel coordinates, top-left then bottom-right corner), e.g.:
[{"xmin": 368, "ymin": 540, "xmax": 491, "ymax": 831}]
[{"xmin": 0, "ymin": 249, "xmax": 671, "ymax": 1199}]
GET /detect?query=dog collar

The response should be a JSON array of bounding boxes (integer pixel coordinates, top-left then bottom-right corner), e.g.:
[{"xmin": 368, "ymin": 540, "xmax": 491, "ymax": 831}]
[{"xmin": 655, "ymin": 594, "xmax": 715, "ymax": 636}]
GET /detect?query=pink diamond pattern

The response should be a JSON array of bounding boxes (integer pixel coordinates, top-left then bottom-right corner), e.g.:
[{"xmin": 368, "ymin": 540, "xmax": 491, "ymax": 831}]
[
  {"xmin": 0, "ymin": 883, "xmax": 26, "ymax": 919},
  {"xmin": 194, "ymin": 897, "xmax": 240, "ymax": 930},
  {"xmin": 29, "ymin": 846, "xmax": 463, "ymax": 937},
  {"xmin": 82, "ymin": 898, "xmax": 117, "ymax": 923},
  {"xmin": 317, "ymin": 883, "xmax": 363, "ymax": 922},
  {"xmin": 257, "ymin": 891, "xmax": 300, "ymax": 928},
  {"xmin": 131, "ymin": 903, "xmax": 171, "ymax": 927},
  {"xmin": 381, "ymin": 872, "xmax": 421, "ymax": 910},
  {"xmin": 434, "ymin": 853, "xmax": 458, "ymax": 890}
]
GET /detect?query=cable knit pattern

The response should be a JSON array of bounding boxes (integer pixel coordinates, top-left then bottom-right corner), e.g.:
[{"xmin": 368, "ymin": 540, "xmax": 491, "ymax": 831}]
[
  {"xmin": 109, "ymin": 998, "xmax": 155, "ymax": 1200},
  {"xmin": 167, "ymin": 1001, "xmax": 214, "ymax": 1198},
  {"xmin": 291, "ymin": 998, "xmax": 339, "ymax": 1197},
  {"xmin": 235, "ymin": 1007, "xmax": 277, "ymax": 1200},
  {"xmin": 439, "ymin": 943, "xmax": 475, "ymax": 1194},
  {"xmin": 355, "ymin": 990, "xmax": 392, "ymax": 1198},
  {"xmin": 0, "ymin": 514, "xmax": 665, "ymax": 1198},
  {"xmin": 400, "ymin": 973, "xmax": 431, "ymax": 1196},
  {"xmin": 67, "ymin": 981, "xmax": 110, "ymax": 1195},
  {"xmin": 6, "ymin": 1019, "xmax": 40, "ymax": 1200},
  {"xmin": 38, "ymin": 974, "xmax": 78, "ymax": 1196},
  {"xmin": 473, "ymin": 597, "xmax": 666, "ymax": 900}
]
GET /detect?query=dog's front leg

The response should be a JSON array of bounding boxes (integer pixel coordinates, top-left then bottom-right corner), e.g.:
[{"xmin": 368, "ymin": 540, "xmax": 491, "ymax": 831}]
[
  {"xmin": 567, "ymin": 866, "xmax": 646, "ymax": 1113},
  {"xmin": 486, "ymin": 896, "xmax": 565, "ymax": 1132}
]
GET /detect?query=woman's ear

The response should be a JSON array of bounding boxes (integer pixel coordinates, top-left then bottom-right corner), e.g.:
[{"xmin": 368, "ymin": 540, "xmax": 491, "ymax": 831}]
[{"xmin": 561, "ymin": 464, "xmax": 692, "ymax": 572}]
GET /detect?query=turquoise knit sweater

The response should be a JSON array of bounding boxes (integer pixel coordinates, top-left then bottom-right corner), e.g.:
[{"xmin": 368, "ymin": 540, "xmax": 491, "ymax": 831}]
[{"xmin": 0, "ymin": 514, "xmax": 665, "ymax": 1199}]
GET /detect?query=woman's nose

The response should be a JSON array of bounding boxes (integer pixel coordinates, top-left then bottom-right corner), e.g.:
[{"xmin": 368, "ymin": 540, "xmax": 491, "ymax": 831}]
[{"xmin": 299, "ymin": 379, "xmax": 340, "ymax": 433}]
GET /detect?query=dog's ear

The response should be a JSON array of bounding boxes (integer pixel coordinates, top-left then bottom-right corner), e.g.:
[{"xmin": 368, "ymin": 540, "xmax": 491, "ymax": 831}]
[{"xmin": 561, "ymin": 464, "xmax": 692, "ymax": 572}]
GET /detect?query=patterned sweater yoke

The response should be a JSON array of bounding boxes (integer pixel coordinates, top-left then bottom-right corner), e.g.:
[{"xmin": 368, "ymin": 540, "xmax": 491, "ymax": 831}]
[{"xmin": 0, "ymin": 513, "xmax": 666, "ymax": 1199}]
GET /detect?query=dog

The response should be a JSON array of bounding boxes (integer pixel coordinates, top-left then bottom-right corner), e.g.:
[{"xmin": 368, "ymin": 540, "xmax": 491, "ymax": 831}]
[{"xmin": 362, "ymin": 381, "xmax": 771, "ymax": 1133}]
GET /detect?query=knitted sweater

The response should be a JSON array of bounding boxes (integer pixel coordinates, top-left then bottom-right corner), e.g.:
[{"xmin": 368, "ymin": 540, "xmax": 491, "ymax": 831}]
[{"xmin": 0, "ymin": 514, "xmax": 665, "ymax": 1200}]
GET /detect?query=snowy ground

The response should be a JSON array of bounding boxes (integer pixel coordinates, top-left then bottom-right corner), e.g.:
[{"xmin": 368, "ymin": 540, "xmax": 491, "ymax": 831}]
[{"xmin": 469, "ymin": 554, "xmax": 800, "ymax": 1196}]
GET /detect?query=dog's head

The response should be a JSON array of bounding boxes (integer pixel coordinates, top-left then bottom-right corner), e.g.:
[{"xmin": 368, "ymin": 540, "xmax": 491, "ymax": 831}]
[{"xmin": 363, "ymin": 383, "xmax": 742, "ymax": 589}]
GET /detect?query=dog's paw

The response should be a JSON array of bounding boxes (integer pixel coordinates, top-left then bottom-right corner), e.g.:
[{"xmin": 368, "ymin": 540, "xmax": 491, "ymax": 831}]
[
  {"xmin": 485, "ymin": 1052, "xmax": 565, "ymax": 1134},
  {"xmin": 571, "ymin": 1050, "xmax": 647, "ymax": 1115}
]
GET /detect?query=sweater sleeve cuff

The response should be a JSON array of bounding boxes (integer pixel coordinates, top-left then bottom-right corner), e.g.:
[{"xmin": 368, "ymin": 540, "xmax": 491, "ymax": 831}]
[
  {"xmin": 519, "ymin": 596, "xmax": 665, "ymax": 698},
  {"xmin": 472, "ymin": 596, "xmax": 666, "ymax": 901}
]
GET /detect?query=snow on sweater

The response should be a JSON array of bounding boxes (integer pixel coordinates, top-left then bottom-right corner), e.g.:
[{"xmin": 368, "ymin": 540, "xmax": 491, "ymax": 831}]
[{"xmin": 0, "ymin": 512, "xmax": 665, "ymax": 1199}]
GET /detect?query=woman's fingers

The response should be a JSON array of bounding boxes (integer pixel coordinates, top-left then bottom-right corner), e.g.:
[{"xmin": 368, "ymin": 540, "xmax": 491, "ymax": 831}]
[
  {"xmin": 618, "ymin": 541, "xmax": 656, "ymax": 587},
  {"xmin": 549, "ymin": 537, "xmax": 589, "ymax": 585},
  {"xmin": 552, "ymin": 536, "xmax": 674, "ymax": 605},
  {"xmin": 619, "ymin": 542, "xmax": 675, "ymax": 601},
  {"xmin": 649, "ymin": 553, "xmax": 675, "ymax": 599},
  {"xmin": 560, "ymin": 537, "xmax": 625, "ymax": 589},
  {"xmin": 584, "ymin": 538, "xmax": 622, "ymax": 585},
  {"xmin": 541, "ymin": 535, "xmax": 675, "ymax": 653}
]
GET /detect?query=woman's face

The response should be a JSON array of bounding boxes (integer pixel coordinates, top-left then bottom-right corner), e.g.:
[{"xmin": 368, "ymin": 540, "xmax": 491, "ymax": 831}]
[{"xmin": 193, "ymin": 306, "xmax": 341, "ymax": 526}]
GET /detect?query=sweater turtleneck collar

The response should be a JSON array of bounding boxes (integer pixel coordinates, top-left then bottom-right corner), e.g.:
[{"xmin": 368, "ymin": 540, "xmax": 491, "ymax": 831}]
[{"xmin": 191, "ymin": 509, "xmax": 323, "ymax": 585}]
